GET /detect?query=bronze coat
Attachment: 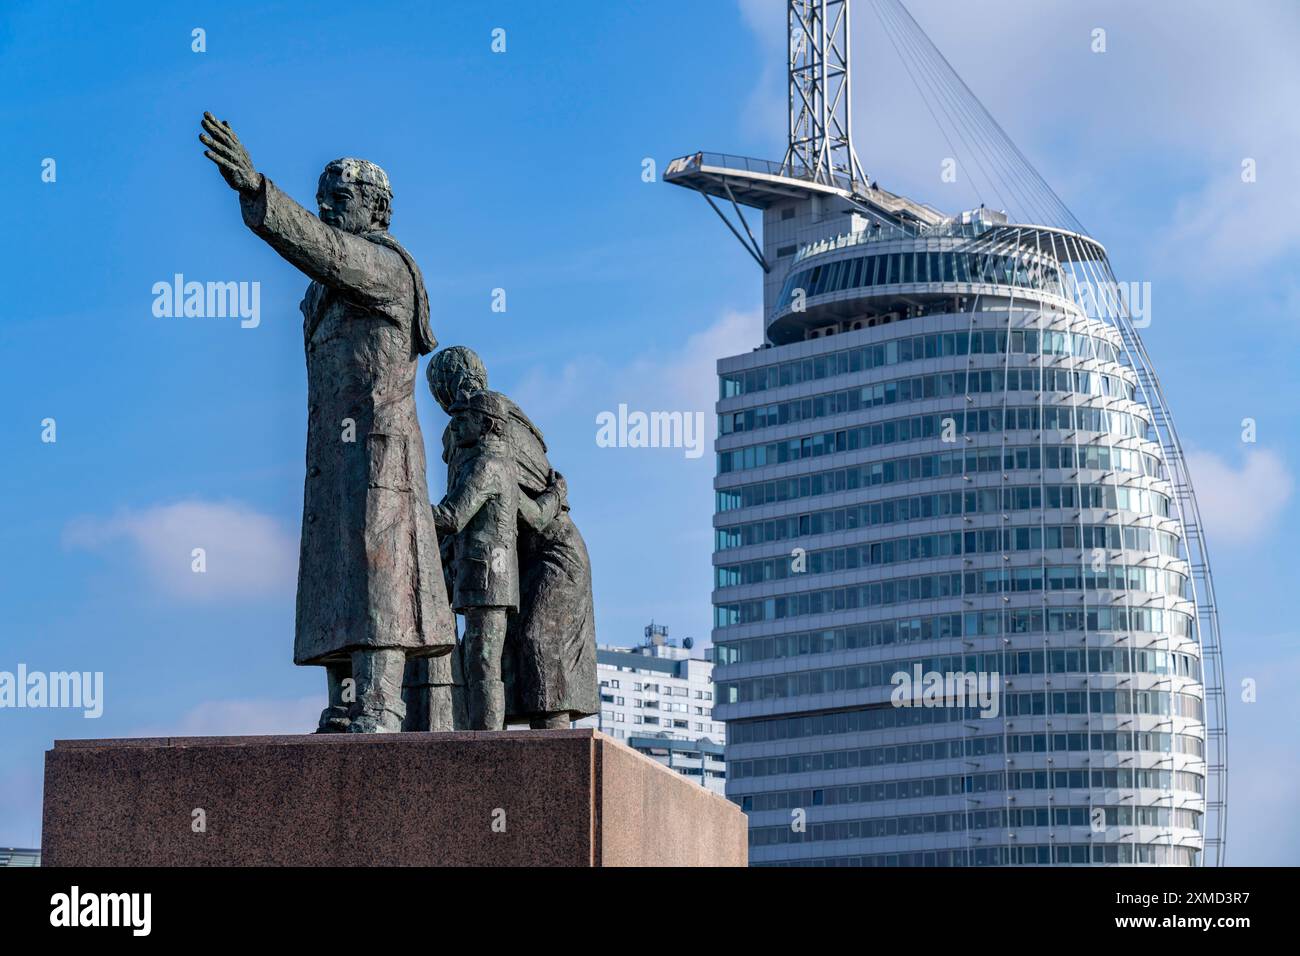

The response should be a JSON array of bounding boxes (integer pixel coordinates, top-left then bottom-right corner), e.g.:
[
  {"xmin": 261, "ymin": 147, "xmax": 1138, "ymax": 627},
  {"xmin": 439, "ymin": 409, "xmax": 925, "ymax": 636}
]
[
  {"xmin": 508, "ymin": 512, "xmax": 598, "ymax": 720},
  {"xmin": 241, "ymin": 179, "xmax": 456, "ymax": 665},
  {"xmin": 432, "ymin": 450, "xmax": 521, "ymax": 612},
  {"xmin": 441, "ymin": 399, "xmax": 598, "ymax": 720}
]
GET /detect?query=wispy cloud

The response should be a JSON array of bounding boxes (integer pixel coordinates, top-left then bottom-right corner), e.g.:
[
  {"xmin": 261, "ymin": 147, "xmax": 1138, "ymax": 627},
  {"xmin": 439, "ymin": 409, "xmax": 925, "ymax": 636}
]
[
  {"xmin": 64, "ymin": 500, "xmax": 298, "ymax": 601},
  {"xmin": 128, "ymin": 696, "xmax": 320, "ymax": 738},
  {"xmin": 511, "ymin": 308, "xmax": 758, "ymax": 437},
  {"xmin": 1185, "ymin": 448, "xmax": 1294, "ymax": 547}
]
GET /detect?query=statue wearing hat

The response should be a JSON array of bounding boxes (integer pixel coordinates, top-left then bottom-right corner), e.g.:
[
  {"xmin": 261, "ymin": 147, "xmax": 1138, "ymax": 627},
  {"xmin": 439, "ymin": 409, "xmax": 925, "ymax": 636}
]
[
  {"xmin": 431, "ymin": 390, "xmax": 568, "ymax": 729},
  {"xmin": 199, "ymin": 113, "xmax": 456, "ymax": 733},
  {"xmin": 425, "ymin": 347, "xmax": 599, "ymax": 731}
]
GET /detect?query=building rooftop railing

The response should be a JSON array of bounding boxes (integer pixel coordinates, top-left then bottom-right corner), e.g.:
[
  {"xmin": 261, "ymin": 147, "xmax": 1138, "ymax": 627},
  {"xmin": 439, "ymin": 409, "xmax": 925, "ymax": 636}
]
[
  {"xmin": 792, "ymin": 214, "xmax": 1010, "ymax": 264},
  {"xmin": 686, "ymin": 151, "xmax": 858, "ymax": 193}
]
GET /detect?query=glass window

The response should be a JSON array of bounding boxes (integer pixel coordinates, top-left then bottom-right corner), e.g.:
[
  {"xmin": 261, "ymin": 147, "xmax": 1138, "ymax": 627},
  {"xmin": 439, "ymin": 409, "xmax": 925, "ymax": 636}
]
[
  {"xmin": 849, "ymin": 257, "xmax": 864, "ymax": 287},
  {"xmin": 957, "ymin": 253, "xmax": 971, "ymax": 282}
]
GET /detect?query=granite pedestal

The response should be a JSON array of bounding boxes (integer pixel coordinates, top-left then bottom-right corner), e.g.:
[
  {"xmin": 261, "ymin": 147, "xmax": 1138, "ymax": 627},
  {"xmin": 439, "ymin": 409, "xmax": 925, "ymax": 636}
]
[{"xmin": 41, "ymin": 729, "xmax": 747, "ymax": 867}]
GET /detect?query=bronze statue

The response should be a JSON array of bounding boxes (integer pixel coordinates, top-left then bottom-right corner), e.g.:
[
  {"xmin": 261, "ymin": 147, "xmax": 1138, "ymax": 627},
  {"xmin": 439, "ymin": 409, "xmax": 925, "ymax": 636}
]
[
  {"xmin": 427, "ymin": 348, "xmax": 598, "ymax": 730},
  {"xmin": 200, "ymin": 113, "xmax": 456, "ymax": 733},
  {"xmin": 430, "ymin": 391, "xmax": 567, "ymax": 729}
]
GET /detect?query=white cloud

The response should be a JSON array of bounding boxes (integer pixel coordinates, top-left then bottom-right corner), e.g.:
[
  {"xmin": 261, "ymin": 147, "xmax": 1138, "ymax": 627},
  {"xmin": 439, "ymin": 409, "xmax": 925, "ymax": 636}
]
[
  {"xmin": 736, "ymin": 0, "xmax": 788, "ymax": 145},
  {"xmin": 1184, "ymin": 448, "xmax": 1294, "ymax": 547},
  {"xmin": 64, "ymin": 499, "xmax": 297, "ymax": 601},
  {"xmin": 128, "ymin": 696, "xmax": 321, "ymax": 738},
  {"xmin": 658, "ymin": 309, "xmax": 759, "ymax": 413},
  {"xmin": 511, "ymin": 309, "xmax": 759, "ymax": 435}
]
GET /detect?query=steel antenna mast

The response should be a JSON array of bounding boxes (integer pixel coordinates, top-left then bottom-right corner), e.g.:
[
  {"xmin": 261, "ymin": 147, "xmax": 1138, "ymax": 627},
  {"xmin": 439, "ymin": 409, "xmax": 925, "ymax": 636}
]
[{"xmin": 783, "ymin": 0, "xmax": 869, "ymax": 191}]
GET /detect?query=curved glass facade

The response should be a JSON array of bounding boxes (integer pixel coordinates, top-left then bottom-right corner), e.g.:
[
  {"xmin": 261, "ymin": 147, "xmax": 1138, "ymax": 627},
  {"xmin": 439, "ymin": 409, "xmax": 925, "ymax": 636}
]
[
  {"xmin": 713, "ymin": 225, "xmax": 1223, "ymax": 867},
  {"xmin": 774, "ymin": 245, "xmax": 1067, "ymax": 311}
]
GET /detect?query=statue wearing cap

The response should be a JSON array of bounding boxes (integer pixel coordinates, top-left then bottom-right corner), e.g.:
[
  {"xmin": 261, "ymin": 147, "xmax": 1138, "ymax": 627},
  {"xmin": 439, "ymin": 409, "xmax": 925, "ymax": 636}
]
[
  {"xmin": 424, "ymin": 347, "xmax": 599, "ymax": 730},
  {"xmin": 199, "ymin": 113, "xmax": 455, "ymax": 733},
  {"xmin": 431, "ymin": 390, "xmax": 568, "ymax": 729}
]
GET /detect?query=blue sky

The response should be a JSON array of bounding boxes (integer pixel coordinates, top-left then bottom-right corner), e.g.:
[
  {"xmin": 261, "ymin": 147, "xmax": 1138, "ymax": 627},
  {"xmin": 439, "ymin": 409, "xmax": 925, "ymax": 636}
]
[{"xmin": 1, "ymin": 0, "xmax": 1296, "ymax": 863}]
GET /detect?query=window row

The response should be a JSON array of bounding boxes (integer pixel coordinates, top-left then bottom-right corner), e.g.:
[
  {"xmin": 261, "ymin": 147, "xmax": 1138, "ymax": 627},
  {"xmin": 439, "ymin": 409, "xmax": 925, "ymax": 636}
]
[
  {"xmin": 732, "ymin": 729, "xmax": 1203, "ymax": 782},
  {"xmin": 1000, "ymin": 690, "xmax": 1204, "ymax": 720},
  {"xmin": 716, "ymin": 483, "xmax": 1173, "ymax": 550},
  {"xmin": 754, "ymin": 796, "xmax": 1206, "ymax": 842},
  {"xmin": 751, "ymin": 807, "xmax": 1013, "ymax": 848},
  {"xmin": 715, "ymin": 606, "xmax": 1194, "ymax": 668},
  {"xmin": 715, "ymin": 523, "xmax": 1182, "ymax": 587},
  {"xmin": 774, "ymin": 249, "xmax": 1067, "ymax": 313},
  {"xmin": 721, "ymin": 648, "xmax": 1199, "ymax": 711},
  {"xmin": 714, "ymin": 564, "xmax": 1188, "ymax": 628},
  {"xmin": 728, "ymin": 699, "xmax": 1204, "ymax": 748},
  {"xmin": 716, "ymin": 443, "xmax": 1165, "ymax": 512},
  {"xmin": 717, "ymin": 404, "xmax": 1151, "ymax": 474},
  {"xmin": 721, "ymin": 326, "xmax": 1125, "ymax": 398},
  {"xmin": 772, "ymin": 842, "xmax": 1200, "ymax": 867},
  {"xmin": 720, "ymin": 367, "xmax": 1136, "ymax": 435},
  {"xmin": 720, "ymin": 654, "xmax": 1202, "ymax": 713},
  {"xmin": 749, "ymin": 781, "xmax": 1201, "ymax": 849},
  {"xmin": 970, "ymin": 564, "xmax": 1187, "ymax": 598}
]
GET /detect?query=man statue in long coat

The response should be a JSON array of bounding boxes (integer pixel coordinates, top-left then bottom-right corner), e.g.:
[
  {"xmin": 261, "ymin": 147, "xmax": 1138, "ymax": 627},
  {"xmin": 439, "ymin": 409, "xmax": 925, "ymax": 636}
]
[{"xmin": 200, "ymin": 113, "xmax": 456, "ymax": 733}]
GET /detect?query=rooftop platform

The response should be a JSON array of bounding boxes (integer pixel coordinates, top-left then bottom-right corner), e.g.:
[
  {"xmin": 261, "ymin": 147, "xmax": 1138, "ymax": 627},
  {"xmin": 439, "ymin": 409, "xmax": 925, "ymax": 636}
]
[{"xmin": 664, "ymin": 150, "xmax": 946, "ymax": 225}]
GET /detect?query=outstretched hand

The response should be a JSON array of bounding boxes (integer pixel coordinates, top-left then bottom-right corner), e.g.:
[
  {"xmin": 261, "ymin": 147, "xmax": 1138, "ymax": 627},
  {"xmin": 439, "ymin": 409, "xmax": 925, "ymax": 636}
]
[{"xmin": 200, "ymin": 112, "xmax": 262, "ymax": 194}]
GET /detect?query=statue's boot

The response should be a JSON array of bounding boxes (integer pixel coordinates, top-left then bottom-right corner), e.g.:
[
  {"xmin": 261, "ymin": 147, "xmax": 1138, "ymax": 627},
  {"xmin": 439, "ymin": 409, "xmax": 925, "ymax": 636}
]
[
  {"xmin": 424, "ymin": 685, "xmax": 457, "ymax": 732},
  {"xmin": 468, "ymin": 679, "xmax": 506, "ymax": 730},
  {"xmin": 348, "ymin": 706, "xmax": 403, "ymax": 733},
  {"xmin": 315, "ymin": 704, "xmax": 352, "ymax": 733},
  {"xmin": 316, "ymin": 663, "xmax": 352, "ymax": 732},
  {"xmin": 401, "ymin": 652, "xmax": 461, "ymax": 732},
  {"xmin": 348, "ymin": 648, "xmax": 407, "ymax": 733},
  {"xmin": 529, "ymin": 712, "xmax": 570, "ymax": 730}
]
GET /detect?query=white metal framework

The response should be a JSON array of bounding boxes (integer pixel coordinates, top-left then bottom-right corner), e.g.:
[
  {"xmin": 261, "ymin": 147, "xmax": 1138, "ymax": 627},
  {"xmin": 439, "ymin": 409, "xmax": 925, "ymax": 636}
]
[
  {"xmin": 783, "ymin": 0, "xmax": 869, "ymax": 190},
  {"xmin": 1016, "ymin": 227, "xmax": 1228, "ymax": 865},
  {"xmin": 1068, "ymin": 244, "xmax": 1229, "ymax": 865}
]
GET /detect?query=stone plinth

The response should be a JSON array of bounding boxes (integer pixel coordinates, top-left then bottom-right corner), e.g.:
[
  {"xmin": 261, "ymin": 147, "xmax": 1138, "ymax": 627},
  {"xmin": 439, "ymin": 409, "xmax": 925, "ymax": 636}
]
[{"xmin": 41, "ymin": 729, "xmax": 747, "ymax": 867}]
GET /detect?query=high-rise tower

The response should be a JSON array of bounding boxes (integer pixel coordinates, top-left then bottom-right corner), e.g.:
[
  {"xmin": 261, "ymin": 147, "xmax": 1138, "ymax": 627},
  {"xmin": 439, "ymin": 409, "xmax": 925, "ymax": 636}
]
[{"xmin": 666, "ymin": 0, "xmax": 1226, "ymax": 866}]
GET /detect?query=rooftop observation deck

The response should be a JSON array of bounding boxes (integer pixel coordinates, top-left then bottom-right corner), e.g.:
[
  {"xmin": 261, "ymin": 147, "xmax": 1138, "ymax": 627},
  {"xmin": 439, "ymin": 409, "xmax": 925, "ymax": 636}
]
[
  {"xmin": 664, "ymin": 151, "xmax": 1108, "ymax": 264},
  {"xmin": 764, "ymin": 222, "xmax": 1114, "ymax": 345},
  {"xmin": 793, "ymin": 215, "xmax": 1110, "ymax": 266},
  {"xmin": 664, "ymin": 150, "xmax": 946, "ymax": 225}
]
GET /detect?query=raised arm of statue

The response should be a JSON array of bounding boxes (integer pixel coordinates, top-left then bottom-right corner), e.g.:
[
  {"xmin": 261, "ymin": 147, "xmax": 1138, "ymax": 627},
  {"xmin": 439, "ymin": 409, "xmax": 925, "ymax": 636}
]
[
  {"xmin": 200, "ymin": 112, "xmax": 411, "ymax": 315},
  {"xmin": 238, "ymin": 179, "xmax": 411, "ymax": 312}
]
